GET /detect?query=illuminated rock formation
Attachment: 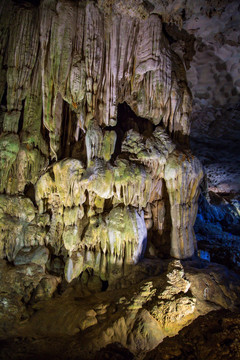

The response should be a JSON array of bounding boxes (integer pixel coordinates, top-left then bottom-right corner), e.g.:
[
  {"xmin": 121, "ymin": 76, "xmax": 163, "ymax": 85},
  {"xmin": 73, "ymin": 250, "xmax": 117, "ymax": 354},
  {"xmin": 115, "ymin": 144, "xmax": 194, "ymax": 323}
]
[
  {"xmin": 1, "ymin": 1, "xmax": 239, "ymax": 359},
  {"xmin": 0, "ymin": 0, "xmax": 204, "ymax": 284}
]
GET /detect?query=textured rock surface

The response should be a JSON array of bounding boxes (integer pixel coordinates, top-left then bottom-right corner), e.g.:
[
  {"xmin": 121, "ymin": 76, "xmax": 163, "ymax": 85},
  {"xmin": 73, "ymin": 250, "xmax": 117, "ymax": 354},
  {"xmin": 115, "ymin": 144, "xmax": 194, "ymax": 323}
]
[
  {"xmin": 0, "ymin": 259, "xmax": 60, "ymax": 337},
  {"xmin": 190, "ymin": 103, "xmax": 240, "ymax": 195},
  {"xmin": 194, "ymin": 193, "xmax": 240, "ymax": 271},
  {"xmin": 0, "ymin": 0, "xmax": 205, "ymax": 288},
  {"xmin": 143, "ymin": 309, "xmax": 240, "ymax": 360},
  {"xmin": 0, "ymin": 259, "xmax": 240, "ymax": 359},
  {"xmin": 0, "ymin": 0, "xmax": 239, "ymax": 359},
  {"xmin": 184, "ymin": 1, "xmax": 240, "ymax": 199}
]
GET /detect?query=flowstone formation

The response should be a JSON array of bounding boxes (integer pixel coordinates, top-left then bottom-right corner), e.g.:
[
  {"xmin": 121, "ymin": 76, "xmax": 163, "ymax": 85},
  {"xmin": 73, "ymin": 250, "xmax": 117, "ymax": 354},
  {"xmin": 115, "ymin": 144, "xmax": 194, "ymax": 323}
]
[
  {"xmin": 2, "ymin": 1, "xmax": 240, "ymax": 359},
  {"xmin": 0, "ymin": 0, "xmax": 203, "ymax": 286}
]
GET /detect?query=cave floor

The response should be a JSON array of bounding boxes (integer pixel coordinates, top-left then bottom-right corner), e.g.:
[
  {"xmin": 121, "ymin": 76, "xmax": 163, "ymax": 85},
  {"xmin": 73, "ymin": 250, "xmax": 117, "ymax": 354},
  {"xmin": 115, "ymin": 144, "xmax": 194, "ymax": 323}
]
[
  {"xmin": 1, "ymin": 258, "xmax": 240, "ymax": 360},
  {"xmin": 1, "ymin": 309, "xmax": 240, "ymax": 360}
]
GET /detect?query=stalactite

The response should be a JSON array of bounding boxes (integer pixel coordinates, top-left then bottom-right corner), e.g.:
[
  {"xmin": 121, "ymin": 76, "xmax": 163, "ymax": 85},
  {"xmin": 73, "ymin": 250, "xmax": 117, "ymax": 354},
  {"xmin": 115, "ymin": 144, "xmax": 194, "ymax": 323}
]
[{"xmin": 0, "ymin": 0, "xmax": 203, "ymax": 284}]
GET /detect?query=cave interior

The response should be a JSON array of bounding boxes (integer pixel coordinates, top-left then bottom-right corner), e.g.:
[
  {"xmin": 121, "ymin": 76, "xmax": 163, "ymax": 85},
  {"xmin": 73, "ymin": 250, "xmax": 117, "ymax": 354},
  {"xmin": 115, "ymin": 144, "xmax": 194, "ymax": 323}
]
[{"xmin": 0, "ymin": 0, "xmax": 240, "ymax": 359}]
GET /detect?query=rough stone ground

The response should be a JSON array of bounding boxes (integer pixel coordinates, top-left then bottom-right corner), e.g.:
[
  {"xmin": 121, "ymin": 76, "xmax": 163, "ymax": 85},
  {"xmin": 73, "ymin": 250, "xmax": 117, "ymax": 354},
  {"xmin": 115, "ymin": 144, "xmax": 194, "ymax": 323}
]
[
  {"xmin": 0, "ymin": 258, "xmax": 240, "ymax": 360},
  {"xmin": 143, "ymin": 309, "xmax": 240, "ymax": 360},
  {"xmin": 94, "ymin": 309, "xmax": 240, "ymax": 360}
]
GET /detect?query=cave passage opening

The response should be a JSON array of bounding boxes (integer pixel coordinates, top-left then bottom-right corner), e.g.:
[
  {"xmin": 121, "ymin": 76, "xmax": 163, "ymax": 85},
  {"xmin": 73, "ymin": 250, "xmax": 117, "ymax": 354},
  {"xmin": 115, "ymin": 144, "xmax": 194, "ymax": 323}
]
[
  {"xmin": 105, "ymin": 102, "xmax": 155, "ymax": 160},
  {"xmin": 57, "ymin": 100, "xmax": 87, "ymax": 164}
]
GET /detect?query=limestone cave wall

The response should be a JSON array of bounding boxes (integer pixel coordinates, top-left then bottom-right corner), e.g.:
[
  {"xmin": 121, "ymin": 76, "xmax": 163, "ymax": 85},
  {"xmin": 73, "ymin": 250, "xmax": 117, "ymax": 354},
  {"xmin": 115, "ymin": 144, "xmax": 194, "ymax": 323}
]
[{"xmin": 0, "ymin": 0, "xmax": 204, "ymax": 285}]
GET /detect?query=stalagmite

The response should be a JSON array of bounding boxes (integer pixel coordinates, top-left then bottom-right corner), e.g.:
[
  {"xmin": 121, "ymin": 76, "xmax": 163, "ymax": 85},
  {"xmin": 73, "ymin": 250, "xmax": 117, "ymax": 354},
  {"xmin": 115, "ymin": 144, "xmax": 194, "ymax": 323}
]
[{"xmin": 164, "ymin": 151, "xmax": 204, "ymax": 258}]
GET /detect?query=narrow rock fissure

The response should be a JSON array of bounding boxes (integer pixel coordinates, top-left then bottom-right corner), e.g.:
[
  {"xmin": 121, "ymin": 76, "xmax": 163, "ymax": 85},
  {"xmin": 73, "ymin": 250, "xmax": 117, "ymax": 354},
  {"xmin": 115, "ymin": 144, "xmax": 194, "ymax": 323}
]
[{"xmin": 17, "ymin": 100, "xmax": 25, "ymax": 134}]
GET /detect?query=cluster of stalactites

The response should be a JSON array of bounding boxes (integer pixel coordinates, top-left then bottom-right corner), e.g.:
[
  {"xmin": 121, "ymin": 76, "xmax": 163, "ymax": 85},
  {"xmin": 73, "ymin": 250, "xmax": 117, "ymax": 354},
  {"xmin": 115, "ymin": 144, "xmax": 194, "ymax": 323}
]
[
  {"xmin": 34, "ymin": 123, "xmax": 203, "ymax": 282},
  {"xmin": 35, "ymin": 123, "xmax": 177, "ymax": 215},
  {"xmin": 0, "ymin": 0, "xmax": 191, "ymax": 159},
  {"xmin": 63, "ymin": 206, "xmax": 147, "ymax": 283},
  {"xmin": 0, "ymin": 0, "xmax": 203, "ymax": 284},
  {"xmin": 0, "ymin": 0, "xmax": 191, "ymax": 199}
]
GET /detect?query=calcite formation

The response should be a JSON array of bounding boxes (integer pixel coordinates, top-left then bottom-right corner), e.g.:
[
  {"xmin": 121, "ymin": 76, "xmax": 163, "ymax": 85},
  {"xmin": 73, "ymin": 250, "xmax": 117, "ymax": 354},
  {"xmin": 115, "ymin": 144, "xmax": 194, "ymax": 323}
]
[
  {"xmin": 1, "ymin": 1, "xmax": 240, "ymax": 359},
  {"xmin": 0, "ymin": 0, "xmax": 203, "ymax": 285}
]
